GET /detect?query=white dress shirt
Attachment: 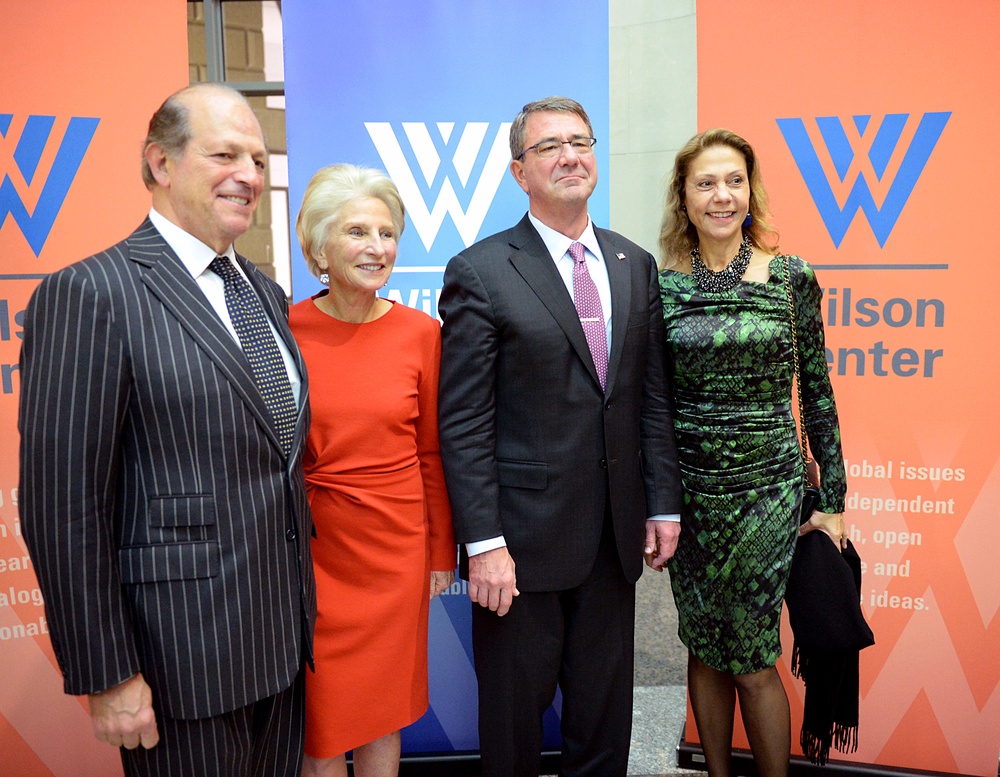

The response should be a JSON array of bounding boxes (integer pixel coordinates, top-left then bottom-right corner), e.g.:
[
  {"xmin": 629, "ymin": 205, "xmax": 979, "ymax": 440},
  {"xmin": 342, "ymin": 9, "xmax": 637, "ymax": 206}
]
[
  {"xmin": 149, "ymin": 208, "xmax": 301, "ymax": 406},
  {"xmin": 529, "ymin": 212, "xmax": 612, "ymax": 352}
]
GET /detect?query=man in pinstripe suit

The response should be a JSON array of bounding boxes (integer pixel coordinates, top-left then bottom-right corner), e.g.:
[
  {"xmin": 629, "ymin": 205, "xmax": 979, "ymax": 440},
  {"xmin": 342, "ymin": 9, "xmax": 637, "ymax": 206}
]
[{"xmin": 18, "ymin": 83, "xmax": 315, "ymax": 776}]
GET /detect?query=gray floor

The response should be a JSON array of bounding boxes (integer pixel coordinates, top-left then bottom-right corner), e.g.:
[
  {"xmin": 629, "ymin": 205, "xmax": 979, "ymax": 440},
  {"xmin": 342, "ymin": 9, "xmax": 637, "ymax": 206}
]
[
  {"xmin": 634, "ymin": 563, "xmax": 687, "ymax": 687},
  {"xmin": 629, "ymin": 685, "xmax": 704, "ymax": 776}
]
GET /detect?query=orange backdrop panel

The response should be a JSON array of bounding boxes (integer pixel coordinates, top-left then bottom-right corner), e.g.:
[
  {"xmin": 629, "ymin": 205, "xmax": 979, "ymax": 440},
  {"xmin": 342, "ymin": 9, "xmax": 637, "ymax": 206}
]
[
  {"xmin": 0, "ymin": 3, "xmax": 188, "ymax": 775},
  {"xmin": 696, "ymin": 1, "xmax": 1000, "ymax": 774}
]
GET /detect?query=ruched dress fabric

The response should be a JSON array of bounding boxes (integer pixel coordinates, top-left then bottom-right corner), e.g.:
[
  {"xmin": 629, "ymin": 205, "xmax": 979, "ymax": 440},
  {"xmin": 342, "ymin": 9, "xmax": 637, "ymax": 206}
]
[
  {"xmin": 289, "ymin": 297, "xmax": 455, "ymax": 757},
  {"xmin": 659, "ymin": 256, "xmax": 845, "ymax": 674}
]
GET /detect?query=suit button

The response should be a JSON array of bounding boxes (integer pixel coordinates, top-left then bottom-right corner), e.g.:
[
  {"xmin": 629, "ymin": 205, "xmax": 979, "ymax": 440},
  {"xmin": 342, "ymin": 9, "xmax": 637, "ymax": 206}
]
[
  {"xmin": 605, "ymin": 401, "xmax": 612, "ymax": 411},
  {"xmin": 600, "ymin": 458, "xmax": 607, "ymax": 469},
  {"xmin": 285, "ymin": 527, "xmax": 297, "ymax": 541}
]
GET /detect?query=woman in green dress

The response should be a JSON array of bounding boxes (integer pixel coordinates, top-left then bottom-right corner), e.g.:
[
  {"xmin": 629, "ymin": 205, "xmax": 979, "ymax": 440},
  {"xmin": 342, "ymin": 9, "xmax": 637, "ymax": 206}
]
[{"xmin": 654, "ymin": 129, "xmax": 848, "ymax": 777}]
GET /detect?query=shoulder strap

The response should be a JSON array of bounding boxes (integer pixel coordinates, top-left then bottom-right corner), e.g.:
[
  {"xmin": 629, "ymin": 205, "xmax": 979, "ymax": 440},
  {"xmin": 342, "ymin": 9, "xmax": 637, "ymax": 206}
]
[{"xmin": 784, "ymin": 256, "xmax": 812, "ymax": 472}]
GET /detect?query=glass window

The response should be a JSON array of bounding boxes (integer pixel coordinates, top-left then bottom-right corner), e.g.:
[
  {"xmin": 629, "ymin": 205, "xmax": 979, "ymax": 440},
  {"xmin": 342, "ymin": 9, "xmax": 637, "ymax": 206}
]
[{"xmin": 187, "ymin": 1, "xmax": 292, "ymax": 295}]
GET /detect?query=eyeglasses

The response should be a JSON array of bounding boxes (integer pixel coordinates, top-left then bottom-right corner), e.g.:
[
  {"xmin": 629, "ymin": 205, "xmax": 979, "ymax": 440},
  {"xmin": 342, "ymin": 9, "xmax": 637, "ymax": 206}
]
[{"xmin": 517, "ymin": 137, "xmax": 597, "ymax": 160}]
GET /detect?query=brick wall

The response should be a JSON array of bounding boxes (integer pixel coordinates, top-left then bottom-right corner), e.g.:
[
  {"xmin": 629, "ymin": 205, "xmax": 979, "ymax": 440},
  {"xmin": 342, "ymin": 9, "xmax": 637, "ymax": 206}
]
[{"xmin": 187, "ymin": 2, "xmax": 286, "ymax": 282}]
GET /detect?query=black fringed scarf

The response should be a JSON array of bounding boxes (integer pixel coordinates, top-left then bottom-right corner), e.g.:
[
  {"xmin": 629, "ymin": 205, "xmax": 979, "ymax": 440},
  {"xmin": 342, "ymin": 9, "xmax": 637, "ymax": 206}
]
[{"xmin": 785, "ymin": 535, "xmax": 875, "ymax": 765}]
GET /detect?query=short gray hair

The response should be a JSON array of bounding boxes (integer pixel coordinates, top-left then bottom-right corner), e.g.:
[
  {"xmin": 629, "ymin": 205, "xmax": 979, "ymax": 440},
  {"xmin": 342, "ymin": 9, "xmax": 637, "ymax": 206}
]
[
  {"xmin": 509, "ymin": 96, "xmax": 594, "ymax": 160},
  {"xmin": 295, "ymin": 164, "xmax": 406, "ymax": 279}
]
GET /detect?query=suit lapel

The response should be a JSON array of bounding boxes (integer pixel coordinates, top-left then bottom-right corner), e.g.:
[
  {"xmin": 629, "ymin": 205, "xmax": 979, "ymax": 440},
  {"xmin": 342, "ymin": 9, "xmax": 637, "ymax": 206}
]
[
  {"xmin": 126, "ymin": 219, "xmax": 285, "ymax": 454},
  {"xmin": 596, "ymin": 229, "xmax": 633, "ymax": 394},
  {"xmin": 507, "ymin": 217, "xmax": 603, "ymax": 390}
]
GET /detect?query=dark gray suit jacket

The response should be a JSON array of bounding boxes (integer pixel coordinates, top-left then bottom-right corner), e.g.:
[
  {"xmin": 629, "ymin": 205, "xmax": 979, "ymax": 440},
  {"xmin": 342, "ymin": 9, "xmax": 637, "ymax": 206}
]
[
  {"xmin": 438, "ymin": 214, "xmax": 681, "ymax": 590},
  {"xmin": 19, "ymin": 218, "xmax": 316, "ymax": 720}
]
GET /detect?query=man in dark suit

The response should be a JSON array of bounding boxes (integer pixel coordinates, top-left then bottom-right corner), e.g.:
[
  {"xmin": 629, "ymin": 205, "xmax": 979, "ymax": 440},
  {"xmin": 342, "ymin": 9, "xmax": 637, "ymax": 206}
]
[
  {"xmin": 18, "ymin": 83, "xmax": 315, "ymax": 777},
  {"xmin": 437, "ymin": 96, "xmax": 683, "ymax": 777}
]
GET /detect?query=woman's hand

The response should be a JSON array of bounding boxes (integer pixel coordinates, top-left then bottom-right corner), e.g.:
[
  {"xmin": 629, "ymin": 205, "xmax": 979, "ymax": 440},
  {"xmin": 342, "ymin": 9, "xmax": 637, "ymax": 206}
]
[
  {"xmin": 430, "ymin": 569, "xmax": 455, "ymax": 599},
  {"xmin": 799, "ymin": 510, "xmax": 847, "ymax": 551}
]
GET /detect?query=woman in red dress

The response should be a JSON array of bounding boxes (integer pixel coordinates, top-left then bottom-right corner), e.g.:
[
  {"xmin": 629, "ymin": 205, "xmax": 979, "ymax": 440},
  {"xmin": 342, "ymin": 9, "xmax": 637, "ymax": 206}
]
[{"xmin": 291, "ymin": 164, "xmax": 455, "ymax": 777}]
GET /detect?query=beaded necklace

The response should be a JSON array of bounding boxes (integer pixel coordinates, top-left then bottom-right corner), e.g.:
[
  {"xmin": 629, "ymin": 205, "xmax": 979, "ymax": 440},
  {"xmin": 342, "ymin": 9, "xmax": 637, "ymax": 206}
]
[{"xmin": 690, "ymin": 234, "xmax": 753, "ymax": 293}]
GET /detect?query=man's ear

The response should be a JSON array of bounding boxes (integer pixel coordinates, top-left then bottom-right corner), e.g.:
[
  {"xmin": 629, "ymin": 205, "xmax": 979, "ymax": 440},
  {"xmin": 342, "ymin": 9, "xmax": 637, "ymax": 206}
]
[
  {"xmin": 510, "ymin": 158, "xmax": 529, "ymax": 195},
  {"xmin": 145, "ymin": 143, "xmax": 171, "ymax": 187}
]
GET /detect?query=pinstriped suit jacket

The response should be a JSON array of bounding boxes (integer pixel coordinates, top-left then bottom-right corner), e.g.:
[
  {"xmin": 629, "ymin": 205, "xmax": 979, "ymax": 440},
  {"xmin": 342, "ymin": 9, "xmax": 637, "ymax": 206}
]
[{"xmin": 18, "ymin": 218, "xmax": 316, "ymax": 720}]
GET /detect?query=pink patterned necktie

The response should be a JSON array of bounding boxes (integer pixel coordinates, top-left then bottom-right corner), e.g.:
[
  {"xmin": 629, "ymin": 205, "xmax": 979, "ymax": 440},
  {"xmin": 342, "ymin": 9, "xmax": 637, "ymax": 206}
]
[{"xmin": 569, "ymin": 241, "xmax": 608, "ymax": 390}]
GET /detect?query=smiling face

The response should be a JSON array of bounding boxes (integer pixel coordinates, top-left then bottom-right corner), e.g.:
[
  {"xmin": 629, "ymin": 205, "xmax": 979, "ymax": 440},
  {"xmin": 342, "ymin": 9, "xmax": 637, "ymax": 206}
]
[
  {"xmin": 320, "ymin": 196, "xmax": 398, "ymax": 295},
  {"xmin": 510, "ymin": 110, "xmax": 597, "ymax": 229},
  {"xmin": 683, "ymin": 144, "xmax": 750, "ymax": 252},
  {"xmin": 149, "ymin": 89, "xmax": 266, "ymax": 254}
]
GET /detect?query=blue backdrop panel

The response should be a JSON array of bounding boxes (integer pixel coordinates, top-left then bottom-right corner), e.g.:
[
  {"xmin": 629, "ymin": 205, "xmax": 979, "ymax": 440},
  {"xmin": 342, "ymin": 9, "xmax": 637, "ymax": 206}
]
[
  {"xmin": 283, "ymin": 0, "xmax": 609, "ymax": 756},
  {"xmin": 283, "ymin": 1, "xmax": 609, "ymax": 312}
]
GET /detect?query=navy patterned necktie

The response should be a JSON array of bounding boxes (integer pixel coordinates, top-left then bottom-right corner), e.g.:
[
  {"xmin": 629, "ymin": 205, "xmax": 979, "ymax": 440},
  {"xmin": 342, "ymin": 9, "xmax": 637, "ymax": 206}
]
[
  {"xmin": 569, "ymin": 241, "xmax": 608, "ymax": 389},
  {"xmin": 209, "ymin": 256, "xmax": 297, "ymax": 454}
]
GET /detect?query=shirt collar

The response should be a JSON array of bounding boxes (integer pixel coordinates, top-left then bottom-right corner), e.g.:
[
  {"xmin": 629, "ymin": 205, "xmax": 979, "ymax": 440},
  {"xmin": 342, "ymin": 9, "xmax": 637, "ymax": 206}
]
[
  {"xmin": 527, "ymin": 212, "xmax": 602, "ymax": 263},
  {"xmin": 148, "ymin": 208, "xmax": 235, "ymax": 279}
]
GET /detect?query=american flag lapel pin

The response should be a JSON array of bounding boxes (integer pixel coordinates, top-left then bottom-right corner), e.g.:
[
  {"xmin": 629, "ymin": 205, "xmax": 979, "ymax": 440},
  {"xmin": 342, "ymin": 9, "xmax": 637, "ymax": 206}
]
[{"xmin": 616, "ymin": 252, "xmax": 626, "ymax": 261}]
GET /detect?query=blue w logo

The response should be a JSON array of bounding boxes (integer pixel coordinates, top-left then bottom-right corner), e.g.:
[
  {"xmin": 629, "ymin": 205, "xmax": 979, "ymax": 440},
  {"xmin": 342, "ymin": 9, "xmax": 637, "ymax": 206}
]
[
  {"xmin": 777, "ymin": 112, "xmax": 950, "ymax": 248},
  {"xmin": 0, "ymin": 114, "xmax": 100, "ymax": 256}
]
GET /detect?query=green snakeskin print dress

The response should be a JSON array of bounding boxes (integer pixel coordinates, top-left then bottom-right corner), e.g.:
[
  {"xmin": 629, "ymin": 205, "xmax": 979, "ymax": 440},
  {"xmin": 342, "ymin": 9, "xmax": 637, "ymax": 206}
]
[{"xmin": 659, "ymin": 255, "xmax": 846, "ymax": 674}]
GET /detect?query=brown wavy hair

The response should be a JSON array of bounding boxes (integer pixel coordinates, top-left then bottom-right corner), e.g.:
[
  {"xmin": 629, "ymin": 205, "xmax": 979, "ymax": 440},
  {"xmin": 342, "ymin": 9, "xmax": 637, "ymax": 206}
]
[{"xmin": 658, "ymin": 128, "xmax": 779, "ymax": 268}]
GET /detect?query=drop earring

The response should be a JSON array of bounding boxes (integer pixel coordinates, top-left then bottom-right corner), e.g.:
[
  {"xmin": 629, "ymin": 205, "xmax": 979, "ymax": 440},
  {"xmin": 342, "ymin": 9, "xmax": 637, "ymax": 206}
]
[{"xmin": 319, "ymin": 272, "xmax": 330, "ymax": 284}]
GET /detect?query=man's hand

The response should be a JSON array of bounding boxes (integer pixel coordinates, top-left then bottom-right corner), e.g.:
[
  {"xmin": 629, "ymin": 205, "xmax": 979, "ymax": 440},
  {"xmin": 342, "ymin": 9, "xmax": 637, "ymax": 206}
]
[
  {"xmin": 644, "ymin": 520, "xmax": 681, "ymax": 571},
  {"xmin": 467, "ymin": 546, "xmax": 519, "ymax": 616},
  {"xmin": 87, "ymin": 672, "xmax": 159, "ymax": 750}
]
